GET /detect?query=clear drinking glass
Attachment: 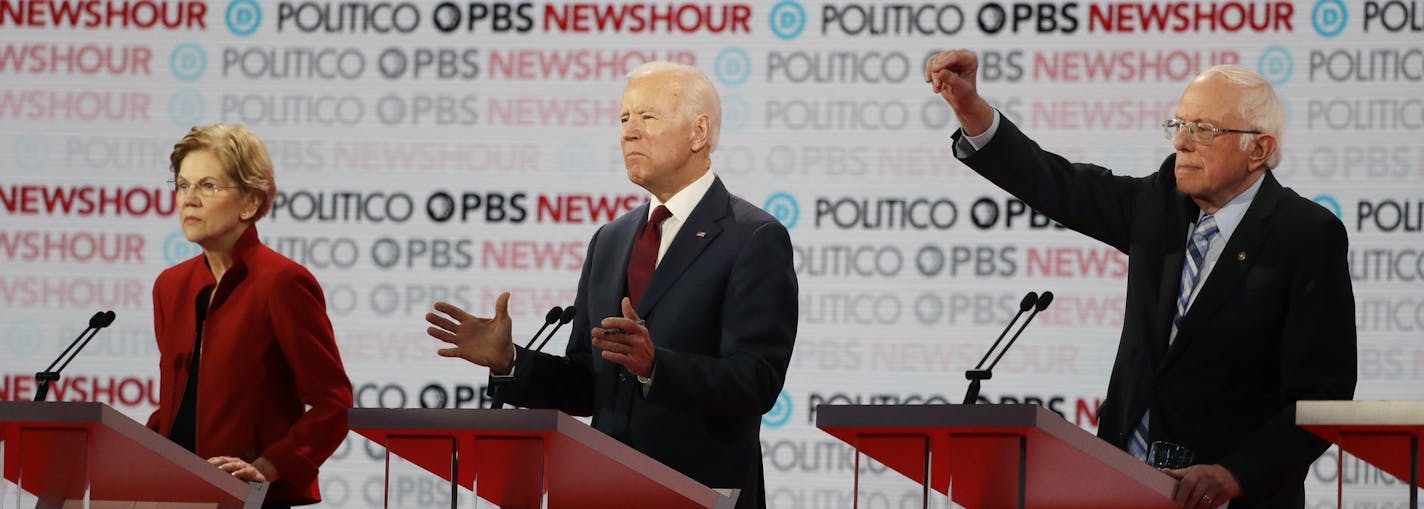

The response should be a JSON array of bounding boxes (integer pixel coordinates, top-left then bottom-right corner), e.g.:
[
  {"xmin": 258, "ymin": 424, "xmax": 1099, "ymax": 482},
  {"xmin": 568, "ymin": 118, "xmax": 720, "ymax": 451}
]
[{"xmin": 1147, "ymin": 441, "xmax": 1196, "ymax": 469}]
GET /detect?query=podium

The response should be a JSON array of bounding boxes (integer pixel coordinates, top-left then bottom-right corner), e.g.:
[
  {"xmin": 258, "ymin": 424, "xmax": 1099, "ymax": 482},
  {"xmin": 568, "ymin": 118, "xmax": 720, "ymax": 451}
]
[
  {"xmin": 816, "ymin": 404, "xmax": 1176, "ymax": 509},
  {"xmin": 0, "ymin": 401, "xmax": 266, "ymax": 508},
  {"xmin": 349, "ymin": 408, "xmax": 738, "ymax": 509},
  {"xmin": 1297, "ymin": 400, "xmax": 1423, "ymax": 508}
]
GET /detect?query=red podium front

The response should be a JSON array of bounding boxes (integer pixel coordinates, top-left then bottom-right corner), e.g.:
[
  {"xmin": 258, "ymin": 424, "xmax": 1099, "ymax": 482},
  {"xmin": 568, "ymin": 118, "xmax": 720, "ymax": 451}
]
[
  {"xmin": 817, "ymin": 404, "xmax": 1176, "ymax": 509},
  {"xmin": 1297, "ymin": 400, "xmax": 1423, "ymax": 508},
  {"xmin": 0, "ymin": 401, "xmax": 266, "ymax": 508},
  {"xmin": 349, "ymin": 408, "xmax": 737, "ymax": 509}
]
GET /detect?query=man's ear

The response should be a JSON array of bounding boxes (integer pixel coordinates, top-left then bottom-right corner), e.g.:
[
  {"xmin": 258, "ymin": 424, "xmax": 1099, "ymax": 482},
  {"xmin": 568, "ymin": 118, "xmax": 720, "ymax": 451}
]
[
  {"xmin": 689, "ymin": 114, "xmax": 711, "ymax": 152},
  {"xmin": 1252, "ymin": 134, "xmax": 1277, "ymax": 171}
]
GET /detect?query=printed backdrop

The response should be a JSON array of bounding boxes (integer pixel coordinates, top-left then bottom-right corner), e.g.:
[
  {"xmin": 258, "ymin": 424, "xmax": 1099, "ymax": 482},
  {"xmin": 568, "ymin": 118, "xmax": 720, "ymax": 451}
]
[{"xmin": 2, "ymin": 0, "xmax": 1421, "ymax": 506}]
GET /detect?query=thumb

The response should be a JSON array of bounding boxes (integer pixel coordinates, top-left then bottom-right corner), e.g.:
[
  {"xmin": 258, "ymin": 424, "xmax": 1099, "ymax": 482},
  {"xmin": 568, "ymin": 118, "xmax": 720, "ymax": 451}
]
[
  {"xmin": 494, "ymin": 291, "xmax": 511, "ymax": 321},
  {"xmin": 621, "ymin": 297, "xmax": 640, "ymax": 322},
  {"xmin": 1161, "ymin": 467, "xmax": 1187, "ymax": 479}
]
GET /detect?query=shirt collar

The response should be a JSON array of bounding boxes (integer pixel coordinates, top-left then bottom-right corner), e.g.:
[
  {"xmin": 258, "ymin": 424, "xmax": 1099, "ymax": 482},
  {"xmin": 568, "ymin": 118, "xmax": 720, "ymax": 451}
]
[
  {"xmin": 1203, "ymin": 173, "xmax": 1265, "ymax": 242},
  {"xmin": 649, "ymin": 170, "xmax": 716, "ymax": 222}
]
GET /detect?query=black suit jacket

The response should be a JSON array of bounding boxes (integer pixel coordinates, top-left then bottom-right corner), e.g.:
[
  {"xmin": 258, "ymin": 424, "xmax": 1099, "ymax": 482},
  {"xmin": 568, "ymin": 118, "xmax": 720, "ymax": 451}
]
[
  {"xmin": 492, "ymin": 176, "xmax": 798, "ymax": 509},
  {"xmin": 954, "ymin": 118, "xmax": 1357, "ymax": 508}
]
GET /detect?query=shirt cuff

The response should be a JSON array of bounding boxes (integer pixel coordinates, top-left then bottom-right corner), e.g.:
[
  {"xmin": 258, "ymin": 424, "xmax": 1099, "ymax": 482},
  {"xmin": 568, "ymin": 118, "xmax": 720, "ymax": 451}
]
[
  {"xmin": 955, "ymin": 109, "xmax": 1002, "ymax": 158},
  {"xmin": 637, "ymin": 366, "xmax": 654, "ymax": 396}
]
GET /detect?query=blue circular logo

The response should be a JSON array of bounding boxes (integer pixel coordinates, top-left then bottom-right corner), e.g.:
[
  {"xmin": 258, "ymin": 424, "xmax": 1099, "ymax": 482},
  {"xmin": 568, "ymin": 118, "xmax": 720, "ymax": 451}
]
[
  {"xmin": 1312, "ymin": 195, "xmax": 1342, "ymax": 219},
  {"xmin": 722, "ymin": 95, "xmax": 749, "ymax": 135},
  {"xmin": 164, "ymin": 230, "xmax": 201, "ymax": 265},
  {"xmin": 170, "ymin": 43, "xmax": 207, "ymax": 81},
  {"xmin": 169, "ymin": 89, "xmax": 205, "ymax": 127},
  {"xmin": 763, "ymin": 192, "xmax": 799, "ymax": 230},
  {"xmin": 226, "ymin": 0, "xmax": 262, "ymax": 36},
  {"xmin": 1257, "ymin": 46, "xmax": 1294, "ymax": 86},
  {"xmin": 762, "ymin": 392, "xmax": 793, "ymax": 428},
  {"xmin": 1312, "ymin": 0, "xmax": 1347, "ymax": 37},
  {"xmin": 713, "ymin": 48, "xmax": 752, "ymax": 87},
  {"xmin": 769, "ymin": 1, "xmax": 807, "ymax": 40},
  {"xmin": 13, "ymin": 134, "xmax": 49, "ymax": 171}
]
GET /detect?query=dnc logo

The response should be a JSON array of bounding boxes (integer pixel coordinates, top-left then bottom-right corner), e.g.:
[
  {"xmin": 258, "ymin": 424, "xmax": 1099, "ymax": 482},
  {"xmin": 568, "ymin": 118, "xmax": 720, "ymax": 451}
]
[
  {"xmin": 762, "ymin": 193, "xmax": 800, "ymax": 230},
  {"xmin": 762, "ymin": 392, "xmax": 793, "ymax": 428}
]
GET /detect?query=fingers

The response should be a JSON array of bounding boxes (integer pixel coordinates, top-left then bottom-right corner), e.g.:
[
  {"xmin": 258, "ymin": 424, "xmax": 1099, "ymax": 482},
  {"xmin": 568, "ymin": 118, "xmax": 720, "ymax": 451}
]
[
  {"xmin": 436, "ymin": 347, "xmax": 462, "ymax": 358},
  {"xmin": 620, "ymin": 297, "xmax": 640, "ymax": 322},
  {"xmin": 1170, "ymin": 468, "xmax": 1196, "ymax": 508},
  {"xmin": 592, "ymin": 329, "xmax": 639, "ymax": 350},
  {"xmin": 601, "ymin": 349, "xmax": 631, "ymax": 365},
  {"xmin": 432, "ymin": 301, "xmax": 473, "ymax": 322},
  {"xmin": 425, "ymin": 313, "xmax": 458, "ymax": 333},
  {"xmin": 427, "ymin": 327, "xmax": 457, "ymax": 344}
]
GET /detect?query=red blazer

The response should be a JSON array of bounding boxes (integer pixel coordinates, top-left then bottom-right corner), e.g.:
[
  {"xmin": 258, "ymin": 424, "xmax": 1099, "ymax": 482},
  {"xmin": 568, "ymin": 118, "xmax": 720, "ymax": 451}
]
[{"xmin": 147, "ymin": 225, "xmax": 353, "ymax": 505}]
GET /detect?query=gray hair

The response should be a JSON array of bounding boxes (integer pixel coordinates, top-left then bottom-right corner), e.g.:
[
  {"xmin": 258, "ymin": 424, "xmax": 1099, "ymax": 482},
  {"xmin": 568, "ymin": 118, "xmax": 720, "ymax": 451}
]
[
  {"xmin": 627, "ymin": 61, "xmax": 722, "ymax": 153},
  {"xmin": 1197, "ymin": 64, "xmax": 1285, "ymax": 168}
]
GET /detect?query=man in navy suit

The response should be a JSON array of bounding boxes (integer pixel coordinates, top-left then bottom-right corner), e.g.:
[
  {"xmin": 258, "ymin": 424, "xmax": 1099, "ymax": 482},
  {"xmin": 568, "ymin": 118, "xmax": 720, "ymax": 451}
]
[
  {"xmin": 426, "ymin": 62, "xmax": 797, "ymax": 509},
  {"xmin": 925, "ymin": 50, "xmax": 1356, "ymax": 509}
]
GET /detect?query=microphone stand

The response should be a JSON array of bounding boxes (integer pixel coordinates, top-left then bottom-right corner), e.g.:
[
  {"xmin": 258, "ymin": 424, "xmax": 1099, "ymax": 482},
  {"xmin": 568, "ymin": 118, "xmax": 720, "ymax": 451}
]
[{"xmin": 35, "ymin": 311, "xmax": 116, "ymax": 402}]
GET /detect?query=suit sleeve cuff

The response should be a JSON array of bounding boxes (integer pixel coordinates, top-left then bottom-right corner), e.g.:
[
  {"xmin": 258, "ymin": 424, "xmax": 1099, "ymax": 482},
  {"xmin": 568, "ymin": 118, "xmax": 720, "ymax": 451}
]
[{"xmin": 955, "ymin": 109, "xmax": 1002, "ymax": 158}]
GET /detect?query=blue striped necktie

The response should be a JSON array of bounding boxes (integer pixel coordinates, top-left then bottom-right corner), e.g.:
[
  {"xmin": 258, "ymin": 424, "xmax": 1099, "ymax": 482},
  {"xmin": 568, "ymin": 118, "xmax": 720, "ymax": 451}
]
[{"xmin": 1130, "ymin": 215, "xmax": 1219, "ymax": 460}]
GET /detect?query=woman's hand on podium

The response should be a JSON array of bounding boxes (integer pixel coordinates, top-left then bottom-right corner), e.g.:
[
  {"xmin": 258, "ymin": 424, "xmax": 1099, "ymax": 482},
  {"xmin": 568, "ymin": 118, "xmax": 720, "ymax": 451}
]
[{"xmin": 208, "ymin": 455, "xmax": 277, "ymax": 483}]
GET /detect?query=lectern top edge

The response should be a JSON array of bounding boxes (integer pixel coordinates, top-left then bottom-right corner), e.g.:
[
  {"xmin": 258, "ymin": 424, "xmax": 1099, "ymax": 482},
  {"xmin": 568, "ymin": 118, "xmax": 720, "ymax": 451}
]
[
  {"xmin": 815, "ymin": 403, "xmax": 1049, "ymax": 429},
  {"xmin": 1296, "ymin": 400, "xmax": 1424, "ymax": 426}
]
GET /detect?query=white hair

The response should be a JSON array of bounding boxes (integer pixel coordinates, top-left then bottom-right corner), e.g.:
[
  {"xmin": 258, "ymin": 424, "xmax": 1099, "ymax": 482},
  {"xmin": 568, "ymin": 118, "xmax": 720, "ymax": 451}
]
[
  {"xmin": 1197, "ymin": 64, "xmax": 1285, "ymax": 168},
  {"xmin": 626, "ymin": 61, "xmax": 722, "ymax": 153}
]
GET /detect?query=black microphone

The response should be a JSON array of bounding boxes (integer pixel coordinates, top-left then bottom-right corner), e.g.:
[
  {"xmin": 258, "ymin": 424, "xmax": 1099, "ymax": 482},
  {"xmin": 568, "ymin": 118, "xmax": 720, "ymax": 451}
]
[
  {"xmin": 962, "ymin": 292, "xmax": 1038, "ymax": 405},
  {"xmin": 522, "ymin": 306, "xmax": 563, "ymax": 350},
  {"xmin": 35, "ymin": 310, "xmax": 117, "ymax": 402},
  {"xmin": 534, "ymin": 306, "xmax": 577, "ymax": 353},
  {"xmin": 494, "ymin": 306, "xmax": 562, "ymax": 409}
]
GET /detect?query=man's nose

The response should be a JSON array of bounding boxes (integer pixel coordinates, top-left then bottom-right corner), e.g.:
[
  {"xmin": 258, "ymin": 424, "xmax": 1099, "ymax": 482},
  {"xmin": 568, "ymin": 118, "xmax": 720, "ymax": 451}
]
[{"xmin": 1172, "ymin": 127, "xmax": 1193, "ymax": 152}]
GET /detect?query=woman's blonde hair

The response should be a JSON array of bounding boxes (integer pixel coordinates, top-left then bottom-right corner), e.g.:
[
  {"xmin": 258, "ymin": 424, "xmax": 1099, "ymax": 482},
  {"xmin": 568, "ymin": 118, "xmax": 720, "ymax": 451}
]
[{"xmin": 169, "ymin": 124, "xmax": 276, "ymax": 221}]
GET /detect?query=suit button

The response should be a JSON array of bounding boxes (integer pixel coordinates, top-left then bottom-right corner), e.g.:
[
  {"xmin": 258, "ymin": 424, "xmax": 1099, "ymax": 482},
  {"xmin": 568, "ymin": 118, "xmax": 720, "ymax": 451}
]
[{"xmin": 618, "ymin": 373, "xmax": 627, "ymax": 382}]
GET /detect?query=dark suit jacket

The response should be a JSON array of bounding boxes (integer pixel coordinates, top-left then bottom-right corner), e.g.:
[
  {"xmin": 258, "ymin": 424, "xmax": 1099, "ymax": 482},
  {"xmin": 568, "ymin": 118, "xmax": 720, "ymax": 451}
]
[
  {"xmin": 148, "ymin": 225, "xmax": 353, "ymax": 506},
  {"xmin": 493, "ymin": 176, "xmax": 798, "ymax": 509},
  {"xmin": 954, "ymin": 118, "xmax": 1356, "ymax": 508}
]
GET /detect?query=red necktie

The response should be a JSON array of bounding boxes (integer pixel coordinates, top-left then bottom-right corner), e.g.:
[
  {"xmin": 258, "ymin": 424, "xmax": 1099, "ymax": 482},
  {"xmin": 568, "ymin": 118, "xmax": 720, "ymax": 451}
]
[{"xmin": 627, "ymin": 205, "xmax": 672, "ymax": 308}]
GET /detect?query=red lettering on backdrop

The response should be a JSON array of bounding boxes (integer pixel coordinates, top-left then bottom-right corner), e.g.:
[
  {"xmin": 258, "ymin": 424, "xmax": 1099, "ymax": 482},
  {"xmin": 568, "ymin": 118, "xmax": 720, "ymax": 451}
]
[
  {"xmin": 1025, "ymin": 246, "xmax": 1128, "ymax": 278},
  {"xmin": 1075, "ymin": 397, "xmax": 1104, "ymax": 429},
  {"xmin": 487, "ymin": 48, "xmax": 697, "ymax": 81},
  {"xmin": 536, "ymin": 194, "xmax": 643, "ymax": 224},
  {"xmin": 484, "ymin": 96, "xmax": 620, "ymax": 127},
  {"xmin": 0, "ymin": 185, "xmax": 174, "ymax": 216},
  {"xmin": 1033, "ymin": 50, "xmax": 1240, "ymax": 82},
  {"xmin": 0, "ymin": 90, "xmax": 151, "ymax": 122},
  {"xmin": 0, "ymin": 230, "xmax": 147, "ymax": 263},
  {"xmin": 0, "ymin": 44, "xmax": 153, "ymax": 75},
  {"xmin": 0, "ymin": 0, "xmax": 207, "ymax": 29},
  {"xmin": 478, "ymin": 287, "xmax": 579, "ymax": 317},
  {"xmin": 1087, "ymin": 2, "xmax": 1292, "ymax": 33},
  {"xmin": 481, "ymin": 240, "xmax": 586, "ymax": 271},
  {"xmin": 1, "ymin": 374, "xmax": 159, "ymax": 407},
  {"xmin": 543, "ymin": 3, "xmax": 749, "ymax": 34},
  {"xmin": 0, "ymin": 275, "xmax": 148, "ymax": 309}
]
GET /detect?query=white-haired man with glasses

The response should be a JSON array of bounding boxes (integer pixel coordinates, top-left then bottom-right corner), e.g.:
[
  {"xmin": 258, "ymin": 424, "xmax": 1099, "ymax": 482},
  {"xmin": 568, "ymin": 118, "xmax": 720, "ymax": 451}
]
[{"xmin": 925, "ymin": 51, "xmax": 1357, "ymax": 509}]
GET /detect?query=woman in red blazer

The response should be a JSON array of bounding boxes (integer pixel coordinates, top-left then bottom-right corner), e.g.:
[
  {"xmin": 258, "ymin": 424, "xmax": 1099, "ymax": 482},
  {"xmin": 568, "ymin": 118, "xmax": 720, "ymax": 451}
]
[{"xmin": 147, "ymin": 124, "xmax": 353, "ymax": 507}]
